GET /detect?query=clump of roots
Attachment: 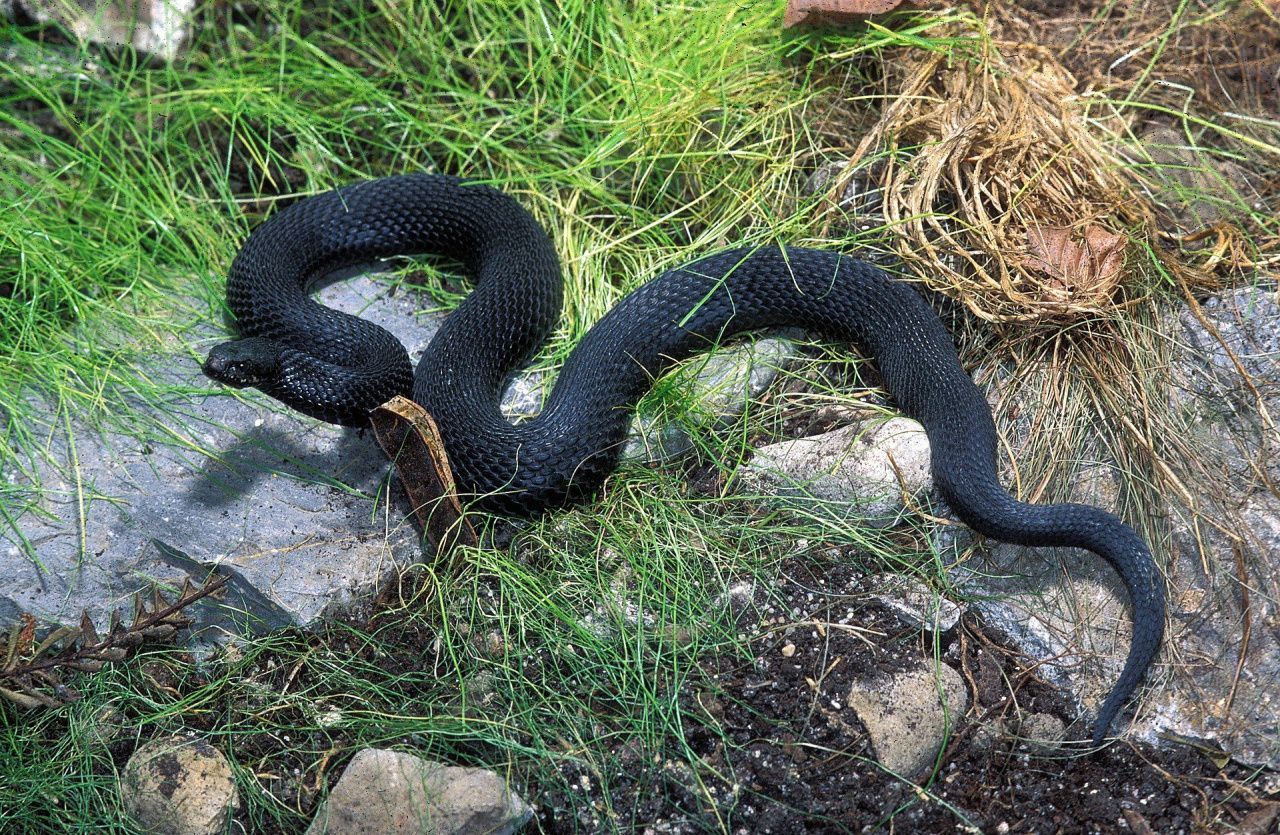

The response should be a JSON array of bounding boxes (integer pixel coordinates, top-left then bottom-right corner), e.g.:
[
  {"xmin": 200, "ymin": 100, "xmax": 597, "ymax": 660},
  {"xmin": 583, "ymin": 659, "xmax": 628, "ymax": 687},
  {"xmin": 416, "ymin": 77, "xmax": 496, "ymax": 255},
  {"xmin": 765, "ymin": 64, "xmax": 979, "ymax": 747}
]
[{"xmin": 822, "ymin": 43, "xmax": 1209, "ymax": 325}]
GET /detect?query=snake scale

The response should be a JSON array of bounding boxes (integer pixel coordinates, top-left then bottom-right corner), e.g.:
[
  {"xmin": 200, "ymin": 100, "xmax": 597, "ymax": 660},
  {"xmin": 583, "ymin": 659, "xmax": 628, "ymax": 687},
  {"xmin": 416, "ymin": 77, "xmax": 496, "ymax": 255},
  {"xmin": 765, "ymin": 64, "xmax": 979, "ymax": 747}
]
[{"xmin": 202, "ymin": 174, "xmax": 1163, "ymax": 744}]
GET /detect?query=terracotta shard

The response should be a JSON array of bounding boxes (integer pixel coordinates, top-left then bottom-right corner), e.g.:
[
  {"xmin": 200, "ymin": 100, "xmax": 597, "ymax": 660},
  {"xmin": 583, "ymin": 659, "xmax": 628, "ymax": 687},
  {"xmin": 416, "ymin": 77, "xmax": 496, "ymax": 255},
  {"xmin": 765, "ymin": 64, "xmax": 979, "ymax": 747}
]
[{"xmin": 783, "ymin": 0, "xmax": 923, "ymax": 29}]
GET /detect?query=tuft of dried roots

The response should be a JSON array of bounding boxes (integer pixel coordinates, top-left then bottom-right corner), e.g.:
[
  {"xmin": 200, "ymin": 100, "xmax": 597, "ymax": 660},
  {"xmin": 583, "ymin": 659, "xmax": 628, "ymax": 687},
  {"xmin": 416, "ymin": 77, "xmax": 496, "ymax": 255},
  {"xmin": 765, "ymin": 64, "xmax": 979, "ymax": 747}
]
[{"xmin": 826, "ymin": 43, "xmax": 1183, "ymax": 325}]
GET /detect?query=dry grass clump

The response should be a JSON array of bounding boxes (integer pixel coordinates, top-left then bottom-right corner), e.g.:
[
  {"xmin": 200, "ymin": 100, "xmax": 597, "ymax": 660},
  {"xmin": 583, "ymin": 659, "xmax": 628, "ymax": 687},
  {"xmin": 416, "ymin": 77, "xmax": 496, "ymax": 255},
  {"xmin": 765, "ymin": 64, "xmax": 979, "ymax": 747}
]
[
  {"xmin": 989, "ymin": 0, "xmax": 1279, "ymax": 266},
  {"xmin": 825, "ymin": 43, "xmax": 1173, "ymax": 324}
]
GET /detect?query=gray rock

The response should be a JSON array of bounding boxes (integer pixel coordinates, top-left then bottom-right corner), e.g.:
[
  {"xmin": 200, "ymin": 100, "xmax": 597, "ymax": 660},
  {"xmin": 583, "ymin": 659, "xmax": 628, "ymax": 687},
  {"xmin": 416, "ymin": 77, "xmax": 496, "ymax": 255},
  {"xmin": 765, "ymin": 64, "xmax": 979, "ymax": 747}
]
[
  {"xmin": 621, "ymin": 336, "xmax": 797, "ymax": 463},
  {"xmin": 868, "ymin": 573, "xmax": 962, "ymax": 633},
  {"xmin": 943, "ymin": 280, "xmax": 1280, "ymax": 771},
  {"xmin": 1170, "ymin": 283, "xmax": 1279, "ymax": 485},
  {"xmin": 0, "ymin": 274, "xmax": 430, "ymax": 642},
  {"xmin": 1153, "ymin": 466, "xmax": 1280, "ymax": 774},
  {"xmin": 846, "ymin": 660, "xmax": 968, "ymax": 779},
  {"xmin": 738, "ymin": 416, "xmax": 931, "ymax": 526},
  {"xmin": 1146, "ymin": 281, "xmax": 1280, "ymax": 772},
  {"xmin": 121, "ymin": 736, "xmax": 239, "ymax": 835},
  {"xmin": 941, "ymin": 466, "xmax": 1135, "ymax": 734},
  {"xmin": 11, "ymin": 0, "xmax": 196, "ymax": 61},
  {"xmin": 305, "ymin": 749, "xmax": 532, "ymax": 835},
  {"xmin": 500, "ymin": 371, "xmax": 548, "ymax": 421}
]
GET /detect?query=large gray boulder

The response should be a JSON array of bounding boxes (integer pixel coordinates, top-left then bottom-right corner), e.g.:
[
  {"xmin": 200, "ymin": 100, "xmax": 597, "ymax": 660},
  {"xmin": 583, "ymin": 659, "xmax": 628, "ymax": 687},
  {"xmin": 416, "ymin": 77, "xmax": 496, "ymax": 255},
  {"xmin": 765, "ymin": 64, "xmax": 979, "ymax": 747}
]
[{"xmin": 0, "ymin": 272, "xmax": 800, "ymax": 646}]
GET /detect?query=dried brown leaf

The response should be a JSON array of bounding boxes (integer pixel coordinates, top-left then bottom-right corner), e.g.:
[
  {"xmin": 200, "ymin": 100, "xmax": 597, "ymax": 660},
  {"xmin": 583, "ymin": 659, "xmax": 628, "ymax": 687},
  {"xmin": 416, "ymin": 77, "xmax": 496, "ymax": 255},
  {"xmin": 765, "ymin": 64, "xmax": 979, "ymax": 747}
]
[
  {"xmin": 79, "ymin": 611, "xmax": 100, "ymax": 647},
  {"xmin": 33, "ymin": 626, "xmax": 82, "ymax": 660},
  {"xmin": 371, "ymin": 395, "xmax": 478, "ymax": 560},
  {"xmin": 151, "ymin": 585, "xmax": 173, "ymax": 613},
  {"xmin": 2, "ymin": 574, "xmax": 226, "ymax": 711},
  {"xmin": 14, "ymin": 614, "xmax": 36, "ymax": 659},
  {"xmin": 1024, "ymin": 224, "xmax": 1127, "ymax": 302}
]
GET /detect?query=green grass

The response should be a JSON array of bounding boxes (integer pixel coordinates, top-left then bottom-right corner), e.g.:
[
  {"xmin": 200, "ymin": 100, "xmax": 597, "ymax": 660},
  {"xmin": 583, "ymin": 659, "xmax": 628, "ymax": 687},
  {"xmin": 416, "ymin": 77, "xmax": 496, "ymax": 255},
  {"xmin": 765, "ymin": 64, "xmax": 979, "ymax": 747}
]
[
  {"xmin": 2, "ymin": 0, "xmax": 1277, "ymax": 832},
  {"xmin": 0, "ymin": 1, "xmax": 906, "ymax": 829}
]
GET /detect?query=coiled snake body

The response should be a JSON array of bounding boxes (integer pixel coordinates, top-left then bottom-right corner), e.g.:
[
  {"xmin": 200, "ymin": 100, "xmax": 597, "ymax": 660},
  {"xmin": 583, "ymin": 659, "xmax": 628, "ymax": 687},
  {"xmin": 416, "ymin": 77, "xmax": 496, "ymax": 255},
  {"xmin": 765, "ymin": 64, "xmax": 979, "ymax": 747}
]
[{"xmin": 203, "ymin": 174, "xmax": 1163, "ymax": 744}]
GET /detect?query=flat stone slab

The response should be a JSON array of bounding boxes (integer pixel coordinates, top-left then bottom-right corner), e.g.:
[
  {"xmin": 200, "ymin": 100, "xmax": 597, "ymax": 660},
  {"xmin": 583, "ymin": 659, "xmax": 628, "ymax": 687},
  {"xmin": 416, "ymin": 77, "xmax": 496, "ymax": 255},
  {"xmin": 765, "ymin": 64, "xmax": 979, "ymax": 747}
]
[{"xmin": 1, "ymin": 273, "xmax": 431, "ymax": 642}]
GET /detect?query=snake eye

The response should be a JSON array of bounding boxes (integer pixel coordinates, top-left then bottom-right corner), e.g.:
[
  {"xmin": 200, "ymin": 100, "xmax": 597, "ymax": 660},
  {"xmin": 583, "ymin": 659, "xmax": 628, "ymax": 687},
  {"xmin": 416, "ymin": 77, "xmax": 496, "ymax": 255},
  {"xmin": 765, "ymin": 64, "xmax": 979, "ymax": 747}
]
[{"xmin": 203, "ymin": 338, "xmax": 282, "ymax": 388}]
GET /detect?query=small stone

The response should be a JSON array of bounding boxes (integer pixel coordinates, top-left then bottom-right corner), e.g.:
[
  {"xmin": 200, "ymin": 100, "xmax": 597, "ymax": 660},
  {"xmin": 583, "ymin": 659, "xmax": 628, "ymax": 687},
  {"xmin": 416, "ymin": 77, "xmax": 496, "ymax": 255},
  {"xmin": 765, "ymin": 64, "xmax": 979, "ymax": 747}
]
[
  {"xmin": 305, "ymin": 749, "xmax": 532, "ymax": 835},
  {"xmin": 621, "ymin": 336, "xmax": 797, "ymax": 463},
  {"xmin": 846, "ymin": 660, "xmax": 969, "ymax": 779},
  {"xmin": 781, "ymin": 643, "xmax": 797, "ymax": 658},
  {"xmin": 11, "ymin": 0, "xmax": 197, "ymax": 61},
  {"xmin": 121, "ymin": 736, "xmax": 240, "ymax": 835},
  {"xmin": 869, "ymin": 573, "xmax": 962, "ymax": 632},
  {"xmin": 1015, "ymin": 712, "xmax": 1067, "ymax": 752},
  {"xmin": 739, "ymin": 417, "xmax": 931, "ymax": 527},
  {"xmin": 81, "ymin": 704, "xmax": 126, "ymax": 749}
]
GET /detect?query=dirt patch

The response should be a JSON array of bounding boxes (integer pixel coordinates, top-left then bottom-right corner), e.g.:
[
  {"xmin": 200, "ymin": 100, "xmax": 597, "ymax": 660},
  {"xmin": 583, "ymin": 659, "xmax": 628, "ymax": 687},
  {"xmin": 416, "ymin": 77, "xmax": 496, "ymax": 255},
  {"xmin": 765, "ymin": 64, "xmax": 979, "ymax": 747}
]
[
  {"xmin": 1002, "ymin": 0, "xmax": 1280, "ymax": 117},
  {"xmin": 84, "ymin": 548, "xmax": 1274, "ymax": 833},
  {"xmin": 536, "ymin": 553, "xmax": 1274, "ymax": 833}
]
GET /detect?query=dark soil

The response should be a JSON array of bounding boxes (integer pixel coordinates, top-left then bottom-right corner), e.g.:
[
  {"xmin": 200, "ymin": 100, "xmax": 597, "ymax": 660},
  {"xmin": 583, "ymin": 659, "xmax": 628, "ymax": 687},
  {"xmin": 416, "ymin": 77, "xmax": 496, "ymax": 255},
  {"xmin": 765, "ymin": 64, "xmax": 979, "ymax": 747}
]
[
  {"xmin": 85, "ymin": 542, "xmax": 1275, "ymax": 834},
  {"xmin": 1011, "ymin": 0, "xmax": 1280, "ymax": 117},
  {"xmin": 534, "ymin": 553, "xmax": 1275, "ymax": 833}
]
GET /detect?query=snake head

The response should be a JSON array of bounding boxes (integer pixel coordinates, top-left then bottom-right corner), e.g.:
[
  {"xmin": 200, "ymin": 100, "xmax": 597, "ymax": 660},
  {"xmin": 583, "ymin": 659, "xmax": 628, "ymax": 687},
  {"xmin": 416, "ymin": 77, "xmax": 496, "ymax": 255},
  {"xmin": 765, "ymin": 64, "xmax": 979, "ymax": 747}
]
[{"xmin": 203, "ymin": 338, "xmax": 284, "ymax": 388}]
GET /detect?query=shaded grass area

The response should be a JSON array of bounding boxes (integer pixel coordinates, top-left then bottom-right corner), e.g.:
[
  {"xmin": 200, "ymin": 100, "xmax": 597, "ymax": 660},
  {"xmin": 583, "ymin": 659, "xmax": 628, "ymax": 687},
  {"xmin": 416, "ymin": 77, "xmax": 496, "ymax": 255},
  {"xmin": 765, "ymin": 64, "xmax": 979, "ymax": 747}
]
[{"xmin": 2, "ymin": 0, "xmax": 1278, "ymax": 832}]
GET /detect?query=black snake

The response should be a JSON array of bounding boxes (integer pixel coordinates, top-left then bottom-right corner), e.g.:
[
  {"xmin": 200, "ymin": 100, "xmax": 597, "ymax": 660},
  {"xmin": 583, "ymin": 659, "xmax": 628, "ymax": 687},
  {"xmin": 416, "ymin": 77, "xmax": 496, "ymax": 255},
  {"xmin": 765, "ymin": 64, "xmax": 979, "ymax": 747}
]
[{"xmin": 202, "ymin": 174, "xmax": 1164, "ymax": 744}]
